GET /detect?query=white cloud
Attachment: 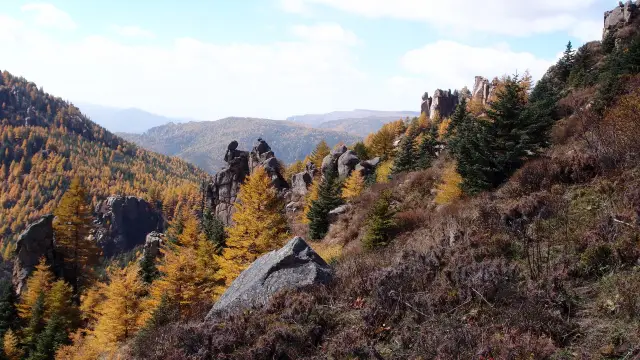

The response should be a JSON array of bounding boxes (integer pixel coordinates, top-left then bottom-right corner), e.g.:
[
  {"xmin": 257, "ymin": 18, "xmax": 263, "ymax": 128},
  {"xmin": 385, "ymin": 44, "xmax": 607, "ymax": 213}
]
[
  {"xmin": 279, "ymin": 0, "xmax": 308, "ymax": 14},
  {"xmin": 291, "ymin": 23, "xmax": 359, "ymax": 45},
  {"xmin": 390, "ymin": 41, "xmax": 554, "ymax": 100},
  {"xmin": 283, "ymin": 0, "xmax": 606, "ymax": 40},
  {"xmin": 109, "ymin": 25, "xmax": 156, "ymax": 39},
  {"xmin": 21, "ymin": 3, "xmax": 76, "ymax": 30}
]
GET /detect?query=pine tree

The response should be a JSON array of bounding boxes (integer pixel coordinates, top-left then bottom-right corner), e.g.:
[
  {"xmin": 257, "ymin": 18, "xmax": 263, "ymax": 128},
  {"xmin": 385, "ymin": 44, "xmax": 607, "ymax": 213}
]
[
  {"xmin": 392, "ymin": 128, "xmax": 418, "ymax": 174},
  {"xmin": 53, "ymin": 177, "xmax": 101, "ymax": 293},
  {"xmin": 342, "ymin": 170, "xmax": 365, "ymax": 201},
  {"xmin": 309, "ymin": 140, "xmax": 330, "ymax": 169},
  {"xmin": 217, "ymin": 167, "xmax": 289, "ymax": 287},
  {"xmin": 139, "ymin": 252, "xmax": 159, "ymax": 284},
  {"xmin": 3, "ymin": 329, "xmax": 22, "ymax": 360},
  {"xmin": 24, "ymin": 292, "xmax": 46, "ymax": 355},
  {"xmin": 352, "ymin": 142, "xmax": 369, "ymax": 160},
  {"xmin": 416, "ymin": 125, "xmax": 439, "ymax": 170},
  {"xmin": 558, "ymin": 41, "xmax": 575, "ymax": 81},
  {"xmin": 362, "ymin": 191, "xmax": 396, "ymax": 250},
  {"xmin": 307, "ymin": 168, "xmax": 343, "ymax": 240},
  {"xmin": 446, "ymin": 97, "xmax": 469, "ymax": 139},
  {"xmin": 202, "ymin": 208, "xmax": 226, "ymax": 252},
  {"xmin": 29, "ymin": 313, "xmax": 68, "ymax": 360},
  {"xmin": 0, "ymin": 280, "xmax": 17, "ymax": 337}
]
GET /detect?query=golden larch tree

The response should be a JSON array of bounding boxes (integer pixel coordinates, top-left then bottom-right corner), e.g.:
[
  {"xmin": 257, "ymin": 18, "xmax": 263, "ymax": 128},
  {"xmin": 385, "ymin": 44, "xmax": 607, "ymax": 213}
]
[
  {"xmin": 18, "ymin": 258, "xmax": 53, "ymax": 319},
  {"xmin": 3, "ymin": 329, "xmax": 23, "ymax": 360},
  {"xmin": 342, "ymin": 170, "xmax": 365, "ymax": 201},
  {"xmin": 216, "ymin": 167, "xmax": 289, "ymax": 292},
  {"xmin": 53, "ymin": 177, "xmax": 101, "ymax": 293},
  {"xmin": 302, "ymin": 180, "xmax": 319, "ymax": 224},
  {"xmin": 435, "ymin": 163, "xmax": 463, "ymax": 205},
  {"xmin": 309, "ymin": 140, "xmax": 330, "ymax": 169}
]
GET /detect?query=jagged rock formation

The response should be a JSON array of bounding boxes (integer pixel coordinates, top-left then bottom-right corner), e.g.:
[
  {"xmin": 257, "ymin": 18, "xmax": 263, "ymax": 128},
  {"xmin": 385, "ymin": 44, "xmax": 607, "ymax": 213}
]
[
  {"xmin": 205, "ymin": 237, "xmax": 332, "ymax": 318},
  {"xmin": 205, "ymin": 138, "xmax": 289, "ymax": 225},
  {"xmin": 604, "ymin": 1, "xmax": 640, "ymax": 40},
  {"xmin": 472, "ymin": 76, "xmax": 497, "ymax": 105},
  {"xmin": 93, "ymin": 196, "xmax": 164, "ymax": 257},
  {"xmin": 421, "ymin": 90, "xmax": 460, "ymax": 120},
  {"xmin": 142, "ymin": 232, "xmax": 165, "ymax": 260},
  {"xmin": 321, "ymin": 145, "xmax": 348, "ymax": 174},
  {"xmin": 12, "ymin": 215, "xmax": 62, "ymax": 295}
]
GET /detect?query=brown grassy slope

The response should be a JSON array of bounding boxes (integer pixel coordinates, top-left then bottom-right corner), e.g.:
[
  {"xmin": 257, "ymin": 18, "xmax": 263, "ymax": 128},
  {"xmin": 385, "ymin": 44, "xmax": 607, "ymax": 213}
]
[{"xmin": 126, "ymin": 67, "xmax": 640, "ymax": 360}]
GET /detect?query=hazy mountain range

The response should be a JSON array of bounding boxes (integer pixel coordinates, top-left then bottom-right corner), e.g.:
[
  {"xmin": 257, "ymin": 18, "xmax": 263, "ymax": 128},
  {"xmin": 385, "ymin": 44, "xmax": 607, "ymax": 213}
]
[
  {"xmin": 76, "ymin": 103, "xmax": 190, "ymax": 134},
  {"xmin": 118, "ymin": 118, "xmax": 362, "ymax": 173}
]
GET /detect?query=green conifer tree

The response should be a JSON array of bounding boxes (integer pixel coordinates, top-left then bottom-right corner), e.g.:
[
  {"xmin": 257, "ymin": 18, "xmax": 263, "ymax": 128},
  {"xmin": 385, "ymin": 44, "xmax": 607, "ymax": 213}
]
[
  {"xmin": 417, "ymin": 125, "xmax": 439, "ymax": 170},
  {"xmin": 0, "ymin": 280, "xmax": 17, "ymax": 338},
  {"xmin": 392, "ymin": 129, "xmax": 418, "ymax": 174},
  {"xmin": 24, "ymin": 292, "xmax": 46, "ymax": 356},
  {"xmin": 307, "ymin": 168, "xmax": 344, "ymax": 240},
  {"xmin": 202, "ymin": 208, "xmax": 226, "ymax": 252},
  {"xmin": 362, "ymin": 191, "xmax": 396, "ymax": 250}
]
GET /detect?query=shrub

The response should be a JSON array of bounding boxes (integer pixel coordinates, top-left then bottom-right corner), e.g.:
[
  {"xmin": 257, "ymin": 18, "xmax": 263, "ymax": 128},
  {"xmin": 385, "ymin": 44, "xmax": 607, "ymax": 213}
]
[{"xmin": 362, "ymin": 191, "xmax": 396, "ymax": 250}]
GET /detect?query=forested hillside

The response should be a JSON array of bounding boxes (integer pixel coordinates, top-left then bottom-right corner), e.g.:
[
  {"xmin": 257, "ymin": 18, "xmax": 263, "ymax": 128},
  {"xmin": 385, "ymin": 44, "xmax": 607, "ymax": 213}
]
[
  {"xmin": 119, "ymin": 117, "xmax": 361, "ymax": 173},
  {"xmin": 0, "ymin": 71, "xmax": 207, "ymax": 252}
]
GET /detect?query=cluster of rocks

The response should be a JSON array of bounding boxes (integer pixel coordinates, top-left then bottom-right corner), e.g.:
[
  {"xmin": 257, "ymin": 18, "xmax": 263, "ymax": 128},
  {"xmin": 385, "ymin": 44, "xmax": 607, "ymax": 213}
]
[
  {"xmin": 204, "ymin": 138, "xmax": 289, "ymax": 225},
  {"xmin": 421, "ymin": 89, "xmax": 460, "ymax": 120},
  {"xmin": 93, "ymin": 196, "xmax": 165, "ymax": 257},
  {"xmin": 604, "ymin": 1, "xmax": 640, "ymax": 40}
]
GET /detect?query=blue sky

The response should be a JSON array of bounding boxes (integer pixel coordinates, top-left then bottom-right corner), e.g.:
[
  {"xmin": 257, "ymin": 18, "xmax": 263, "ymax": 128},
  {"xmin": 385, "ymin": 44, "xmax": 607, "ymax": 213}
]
[{"xmin": 0, "ymin": 0, "xmax": 615, "ymax": 121}]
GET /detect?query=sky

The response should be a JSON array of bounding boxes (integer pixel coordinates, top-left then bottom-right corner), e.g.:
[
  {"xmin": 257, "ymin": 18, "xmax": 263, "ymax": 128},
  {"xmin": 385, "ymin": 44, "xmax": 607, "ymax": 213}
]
[{"xmin": 0, "ymin": 0, "xmax": 615, "ymax": 121}]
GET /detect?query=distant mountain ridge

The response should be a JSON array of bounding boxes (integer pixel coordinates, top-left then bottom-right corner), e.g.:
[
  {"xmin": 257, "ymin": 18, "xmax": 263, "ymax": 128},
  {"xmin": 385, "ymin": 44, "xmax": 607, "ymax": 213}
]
[
  {"xmin": 119, "ymin": 117, "xmax": 362, "ymax": 174},
  {"xmin": 76, "ymin": 103, "xmax": 184, "ymax": 134},
  {"xmin": 288, "ymin": 109, "xmax": 420, "ymax": 127}
]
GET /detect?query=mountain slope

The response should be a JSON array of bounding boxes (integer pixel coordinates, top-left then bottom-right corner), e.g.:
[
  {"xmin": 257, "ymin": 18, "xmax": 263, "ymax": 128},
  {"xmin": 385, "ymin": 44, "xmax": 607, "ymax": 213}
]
[
  {"xmin": 317, "ymin": 115, "xmax": 415, "ymax": 137},
  {"xmin": 119, "ymin": 118, "xmax": 362, "ymax": 173},
  {"xmin": 0, "ymin": 71, "xmax": 208, "ymax": 246},
  {"xmin": 288, "ymin": 109, "xmax": 419, "ymax": 127},
  {"xmin": 76, "ymin": 103, "xmax": 181, "ymax": 134}
]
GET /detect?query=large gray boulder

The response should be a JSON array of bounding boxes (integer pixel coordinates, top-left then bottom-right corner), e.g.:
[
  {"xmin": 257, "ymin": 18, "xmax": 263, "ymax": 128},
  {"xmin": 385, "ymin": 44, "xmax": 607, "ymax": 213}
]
[
  {"xmin": 94, "ymin": 196, "xmax": 164, "ymax": 257},
  {"xmin": 142, "ymin": 231, "xmax": 165, "ymax": 260},
  {"xmin": 206, "ymin": 237, "xmax": 332, "ymax": 318},
  {"xmin": 321, "ymin": 145, "xmax": 348, "ymax": 175},
  {"xmin": 337, "ymin": 150, "xmax": 360, "ymax": 179},
  {"xmin": 12, "ymin": 215, "xmax": 61, "ymax": 295}
]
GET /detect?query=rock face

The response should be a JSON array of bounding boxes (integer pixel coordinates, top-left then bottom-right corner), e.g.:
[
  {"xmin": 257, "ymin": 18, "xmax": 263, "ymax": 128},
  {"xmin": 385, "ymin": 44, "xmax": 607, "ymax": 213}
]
[
  {"xmin": 472, "ymin": 76, "xmax": 494, "ymax": 105},
  {"xmin": 205, "ymin": 139, "xmax": 289, "ymax": 225},
  {"xmin": 421, "ymin": 90, "xmax": 460, "ymax": 120},
  {"xmin": 355, "ymin": 157, "xmax": 381, "ymax": 178},
  {"xmin": 337, "ymin": 150, "xmax": 360, "ymax": 179},
  {"xmin": 142, "ymin": 231, "xmax": 165, "ymax": 260},
  {"xmin": 321, "ymin": 145, "xmax": 348, "ymax": 175},
  {"xmin": 328, "ymin": 204, "xmax": 351, "ymax": 223},
  {"xmin": 12, "ymin": 215, "xmax": 61, "ymax": 295},
  {"xmin": 206, "ymin": 237, "xmax": 332, "ymax": 318},
  {"xmin": 94, "ymin": 196, "xmax": 164, "ymax": 257},
  {"xmin": 604, "ymin": 1, "xmax": 640, "ymax": 39}
]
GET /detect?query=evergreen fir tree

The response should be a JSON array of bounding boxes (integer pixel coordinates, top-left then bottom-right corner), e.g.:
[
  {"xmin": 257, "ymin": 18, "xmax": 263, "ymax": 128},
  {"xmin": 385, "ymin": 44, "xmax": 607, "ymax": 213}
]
[
  {"xmin": 352, "ymin": 142, "xmax": 369, "ymax": 160},
  {"xmin": 446, "ymin": 97, "xmax": 469, "ymax": 139},
  {"xmin": 24, "ymin": 292, "xmax": 46, "ymax": 356},
  {"xmin": 53, "ymin": 177, "xmax": 101, "ymax": 293},
  {"xmin": 362, "ymin": 191, "xmax": 396, "ymax": 250},
  {"xmin": 391, "ymin": 129, "xmax": 418, "ymax": 174},
  {"xmin": 29, "ymin": 314, "xmax": 68, "ymax": 360},
  {"xmin": 202, "ymin": 208, "xmax": 226, "ymax": 252},
  {"xmin": 139, "ymin": 252, "xmax": 159, "ymax": 284},
  {"xmin": 307, "ymin": 168, "xmax": 344, "ymax": 240},
  {"xmin": 0, "ymin": 280, "xmax": 17, "ymax": 337},
  {"xmin": 558, "ymin": 41, "xmax": 575, "ymax": 81},
  {"xmin": 417, "ymin": 125, "xmax": 439, "ymax": 170}
]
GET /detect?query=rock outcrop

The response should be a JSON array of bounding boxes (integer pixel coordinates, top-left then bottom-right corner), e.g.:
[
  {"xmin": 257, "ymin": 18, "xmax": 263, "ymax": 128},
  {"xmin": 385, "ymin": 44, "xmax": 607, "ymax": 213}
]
[
  {"xmin": 94, "ymin": 196, "xmax": 164, "ymax": 257},
  {"xmin": 355, "ymin": 157, "xmax": 381, "ymax": 178},
  {"xmin": 205, "ymin": 138, "xmax": 289, "ymax": 225},
  {"xmin": 205, "ymin": 237, "xmax": 332, "ymax": 318},
  {"xmin": 337, "ymin": 150, "xmax": 360, "ymax": 179},
  {"xmin": 328, "ymin": 204, "xmax": 351, "ymax": 223},
  {"xmin": 604, "ymin": 1, "xmax": 640, "ymax": 40},
  {"xmin": 12, "ymin": 215, "xmax": 61, "ymax": 295},
  {"xmin": 142, "ymin": 231, "xmax": 165, "ymax": 260},
  {"xmin": 472, "ymin": 76, "xmax": 494, "ymax": 105},
  {"xmin": 421, "ymin": 90, "xmax": 460, "ymax": 120}
]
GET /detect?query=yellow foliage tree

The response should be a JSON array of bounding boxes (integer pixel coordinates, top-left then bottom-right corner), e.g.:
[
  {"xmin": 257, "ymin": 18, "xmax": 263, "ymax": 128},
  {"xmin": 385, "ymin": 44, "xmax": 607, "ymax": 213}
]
[
  {"xmin": 3, "ymin": 329, "xmax": 22, "ymax": 360},
  {"xmin": 18, "ymin": 258, "xmax": 53, "ymax": 319},
  {"xmin": 92, "ymin": 264, "xmax": 147, "ymax": 350},
  {"xmin": 53, "ymin": 177, "xmax": 102, "ymax": 293},
  {"xmin": 375, "ymin": 160, "xmax": 393, "ymax": 184},
  {"xmin": 435, "ymin": 163, "xmax": 463, "ymax": 205},
  {"xmin": 45, "ymin": 279, "xmax": 77, "ymax": 325},
  {"xmin": 342, "ymin": 171, "xmax": 365, "ymax": 201},
  {"xmin": 216, "ymin": 167, "xmax": 289, "ymax": 292},
  {"xmin": 302, "ymin": 180, "xmax": 319, "ymax": 224},
  {"xmin": 309, "ymin": 141, "xmax": 330, "ymax": 169},
  {"xmin": 438, "ymin": 118, "xmax": 452, "ymax": 140},
  {"xmin": 285, "ymin": 160, "xmax": 305, "ymax": 182}
]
